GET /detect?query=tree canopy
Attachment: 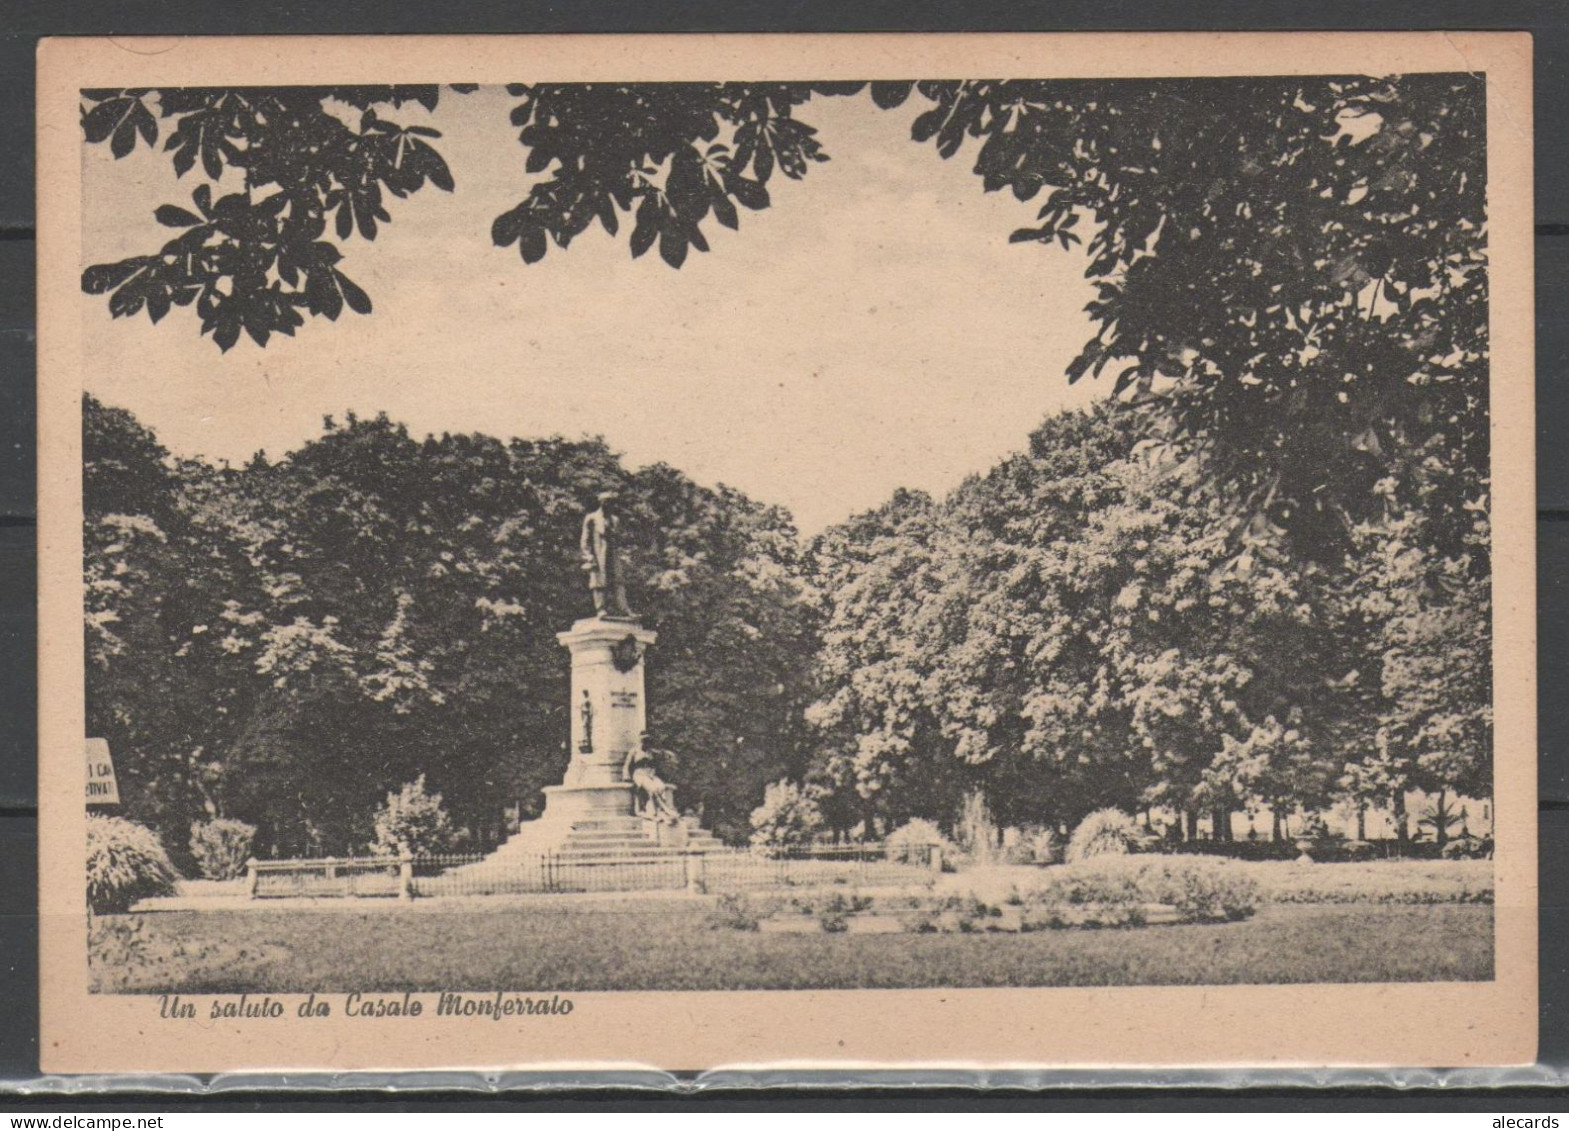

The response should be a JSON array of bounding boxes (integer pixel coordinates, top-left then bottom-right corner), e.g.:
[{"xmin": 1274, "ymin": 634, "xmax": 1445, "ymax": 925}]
[
  {"xmin": 801, "ymin": 403, "xmax": 1490, "ymax": 842},
  {"xmin": 87, "ymin": 391, "xmax": 1490, "ymax": 858},
  {"xmin": 82, "ymin": 76, "xmax": 1487, "ymax": 549}
]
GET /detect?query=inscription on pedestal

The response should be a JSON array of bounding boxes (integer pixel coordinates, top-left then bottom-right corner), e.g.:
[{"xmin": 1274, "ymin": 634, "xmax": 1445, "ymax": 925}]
[{"xmin": 610, "ymin": 690, "xmax": 639, "ymax": 710}]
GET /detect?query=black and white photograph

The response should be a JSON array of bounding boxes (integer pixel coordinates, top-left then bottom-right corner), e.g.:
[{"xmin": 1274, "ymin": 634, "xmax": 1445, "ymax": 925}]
[{"xmin": 35, "ymin": 32, "xmax": 1537, "ymax": 1072}]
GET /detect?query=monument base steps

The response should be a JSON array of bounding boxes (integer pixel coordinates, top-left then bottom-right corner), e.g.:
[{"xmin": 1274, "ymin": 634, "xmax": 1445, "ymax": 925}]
[
  {"xmin": 454, "ymin": 811, "xmax": 724, "ymax": 876},
  {"xmin": 444, "ymin": 609, "xmax": 726, "ymax": 882}
]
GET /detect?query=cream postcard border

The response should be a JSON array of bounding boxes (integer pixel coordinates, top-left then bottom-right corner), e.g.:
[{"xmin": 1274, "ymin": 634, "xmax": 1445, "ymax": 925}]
[{"xmin": 36, "ymin": 31, "xmax": 1537, "ymax": 1074}]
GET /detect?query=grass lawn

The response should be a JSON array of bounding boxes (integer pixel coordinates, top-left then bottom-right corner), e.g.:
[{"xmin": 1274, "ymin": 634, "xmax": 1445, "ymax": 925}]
[{"xmin": 93, "ymin": 901, "xmax": 1492, "ymax": 994}]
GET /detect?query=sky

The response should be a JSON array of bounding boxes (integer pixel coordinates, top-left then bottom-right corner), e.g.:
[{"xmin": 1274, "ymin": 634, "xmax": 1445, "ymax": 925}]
[{"xmin": 82, "ymin": 85, "xmax": 1105, "ymax": 533}]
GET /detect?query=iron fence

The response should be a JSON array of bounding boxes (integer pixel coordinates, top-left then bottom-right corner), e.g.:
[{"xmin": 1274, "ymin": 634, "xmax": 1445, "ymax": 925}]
[
  {"xmin": 241, "ymin": 843, "xmax": 938, "ymax": 900},
  {"xmin": 703, "ymin": 845, "xmax": 937, "ymax": 890},
  {"xmin": 250, "ymin": 855, "xmax": 402, "ymax": 899},
  {"xmin": 411, "ymin": 851, "xmax": 689, "ymax": 897}
]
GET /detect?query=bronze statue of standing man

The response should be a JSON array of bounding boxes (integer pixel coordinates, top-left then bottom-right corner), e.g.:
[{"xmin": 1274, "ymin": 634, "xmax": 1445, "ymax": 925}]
[{"xmin": 580, "ymin": 491, "xmax": 635, "ymax": 619}]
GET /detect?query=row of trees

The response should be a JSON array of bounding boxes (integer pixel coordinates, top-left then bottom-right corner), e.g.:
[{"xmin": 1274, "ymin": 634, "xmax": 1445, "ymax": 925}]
[
  {"xmin": 800, "ymin": 404, "xmax": 1491, "ymax": 844},
  {"xmin": 87, "ymin": 390, "xmax": 1490, "ymax": 862}
]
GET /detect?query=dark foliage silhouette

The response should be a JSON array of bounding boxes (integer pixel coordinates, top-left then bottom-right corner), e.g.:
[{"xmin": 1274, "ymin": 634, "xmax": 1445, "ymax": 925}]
[
  {"xmin": 82, "ymin": 77, "xmax": 1487, "ymax": 553},
  {"xmin": 81, "ymin": 85, "xmax": 474, "ymax": 350}
]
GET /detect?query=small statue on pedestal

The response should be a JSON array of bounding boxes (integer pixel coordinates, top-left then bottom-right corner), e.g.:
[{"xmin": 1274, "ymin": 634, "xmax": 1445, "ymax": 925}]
[{"xmin": 578, "ymin": 689, "xmax": 594, "ymax": 754}]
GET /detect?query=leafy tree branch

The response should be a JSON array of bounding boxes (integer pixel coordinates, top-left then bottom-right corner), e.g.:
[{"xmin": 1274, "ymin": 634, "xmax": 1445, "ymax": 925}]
[
  {"xmin": 80, "ymin": 85, "xmax": 473, "ymax": 350},
  {"xmin": 81, "ymin": 76, "xmax": 1488, "ymax": 551}
]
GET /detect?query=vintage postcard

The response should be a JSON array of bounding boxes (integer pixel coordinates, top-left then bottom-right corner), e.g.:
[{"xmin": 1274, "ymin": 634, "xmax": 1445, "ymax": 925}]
[{"xmin": 36, "ymin": 32, "xmax": 1536, "ymax": 1074}]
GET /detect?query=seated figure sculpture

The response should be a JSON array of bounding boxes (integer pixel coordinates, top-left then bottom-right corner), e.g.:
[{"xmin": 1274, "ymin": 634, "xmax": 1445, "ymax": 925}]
[{"xmin": 623, "ymin": 732, "xmax": 680, "ymax": 825}]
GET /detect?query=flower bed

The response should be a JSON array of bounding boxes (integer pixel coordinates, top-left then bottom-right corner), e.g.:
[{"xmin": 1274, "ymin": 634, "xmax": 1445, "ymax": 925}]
[
  {"xmin": 1089, "ymin": 856, "xmax": 1262, "ymax": 922},
  {"xmin": 698, "ymin": 857, "xmax": 1489, "ymax": 935}
]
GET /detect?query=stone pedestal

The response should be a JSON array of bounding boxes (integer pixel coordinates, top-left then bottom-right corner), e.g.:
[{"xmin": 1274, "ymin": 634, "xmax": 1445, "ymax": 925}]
[
  {"xmin": 461, "ymin": 615, "xmax": 724, "ymax": 872},
  {"xmin": 555, "ymin": 616, "xmax": 657, "ymax": 793}
]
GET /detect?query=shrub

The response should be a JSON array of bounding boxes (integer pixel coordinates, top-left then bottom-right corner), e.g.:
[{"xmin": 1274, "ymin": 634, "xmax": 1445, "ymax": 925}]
[
  {"xmin": 87, "ymin": 815, "xmax": 178, "ymax": 914},
  {"xmin": 789, "ymin": 891, "xmax": 875, "ymax": 918},
  {"xmin": 1442, "ymin": 835, "xmax": 1492, "ymax": 860},
  {"xmin": 188, "ymin": 818, "xmax": 256, "ymax": 881},
  {"xmin": 895, "ymin": 892, "xmax": 1008, "ymax": 933},
  {"xmin": 708, "ymin": 815, "xmax": 754, "ymax": 848},
  {"xmin": 818, "ymin": 909, "xmax": 850, "ymax": 933},
  {"xmin": 370, "ymin": 775, "xmax": 455, "ymax": 856},
  {"xmin": 707, "ymin": 891, "xmax": 770, "ymax": 931},
  {"xmin": 1117, "ymin": 856, "xmax": 1261, "ymax": 923},
  {"xmin": 748, "ymin": 779, "xmax": 824, "ymax": 852},
  {"xmin": 1002, "ymin": 825, "xmax": 1060, "ymax": 866},
  {"xmin": 1065, "ymin": 808, "xmax": 1141, "ymax": 864},
  {"xmin": 885, "ymin": 818, "xmax": 956, "ymax": 866},
  {"xmin": 1026, "ymin": 826, "xmax": 1062, "ymax": 865}
]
